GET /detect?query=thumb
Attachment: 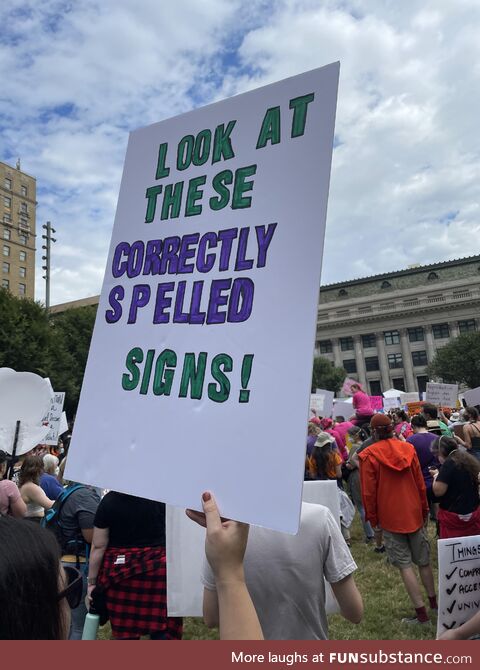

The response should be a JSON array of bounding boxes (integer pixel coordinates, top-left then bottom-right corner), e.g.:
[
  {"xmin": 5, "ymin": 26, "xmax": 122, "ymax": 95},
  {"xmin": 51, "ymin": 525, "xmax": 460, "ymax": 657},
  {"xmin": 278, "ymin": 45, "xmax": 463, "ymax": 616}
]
[{"xmin": 201, "ymin": 491, "xmax": 222, "ymax": 533}]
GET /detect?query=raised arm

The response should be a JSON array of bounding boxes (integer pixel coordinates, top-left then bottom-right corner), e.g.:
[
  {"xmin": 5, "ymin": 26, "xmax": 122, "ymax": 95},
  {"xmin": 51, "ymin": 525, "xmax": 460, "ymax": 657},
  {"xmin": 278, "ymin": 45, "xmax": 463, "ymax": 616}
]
[{"xmin": 187, "ymin": 492, "xmax": 263, "ymax": 640}]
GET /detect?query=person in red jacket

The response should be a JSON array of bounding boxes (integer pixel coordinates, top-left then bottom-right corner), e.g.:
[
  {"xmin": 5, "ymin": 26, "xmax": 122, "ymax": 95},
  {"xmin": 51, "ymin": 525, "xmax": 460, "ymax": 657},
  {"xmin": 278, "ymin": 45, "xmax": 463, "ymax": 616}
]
[{"xmin": 359, "ymin": 414, "xmax": 437, "ymax": 625}]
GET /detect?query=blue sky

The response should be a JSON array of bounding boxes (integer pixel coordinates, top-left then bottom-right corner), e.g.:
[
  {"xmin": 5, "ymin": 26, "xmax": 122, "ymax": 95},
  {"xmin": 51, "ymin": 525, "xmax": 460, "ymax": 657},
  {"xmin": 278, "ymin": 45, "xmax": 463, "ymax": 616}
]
[{"xmin": 1, "ymin": 0, "xmax": 479, "ymax": 304}]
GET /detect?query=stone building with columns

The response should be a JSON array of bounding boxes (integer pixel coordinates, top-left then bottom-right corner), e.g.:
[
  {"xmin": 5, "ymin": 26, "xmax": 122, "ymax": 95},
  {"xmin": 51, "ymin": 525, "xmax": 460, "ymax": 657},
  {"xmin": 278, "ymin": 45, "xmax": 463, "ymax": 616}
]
[{"xmin": 315, "ymin": 255, "xmax": 480, "ymax": 395}]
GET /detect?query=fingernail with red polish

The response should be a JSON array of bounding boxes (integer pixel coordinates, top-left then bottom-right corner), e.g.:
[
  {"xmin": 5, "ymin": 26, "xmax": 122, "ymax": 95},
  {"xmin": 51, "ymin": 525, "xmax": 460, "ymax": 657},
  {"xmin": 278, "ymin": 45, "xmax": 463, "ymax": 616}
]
[{"xmin": 202, "ymin": 491, "xmax": 211, "ymax": 502}]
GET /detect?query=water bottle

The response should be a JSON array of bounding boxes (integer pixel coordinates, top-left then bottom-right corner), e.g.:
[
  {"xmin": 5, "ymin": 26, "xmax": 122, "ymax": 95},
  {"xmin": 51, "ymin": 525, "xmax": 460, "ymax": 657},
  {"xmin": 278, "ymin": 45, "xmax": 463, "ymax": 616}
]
[{"xmin": 82, "ymin": 606, "xmax": 100, "ymax": 640}]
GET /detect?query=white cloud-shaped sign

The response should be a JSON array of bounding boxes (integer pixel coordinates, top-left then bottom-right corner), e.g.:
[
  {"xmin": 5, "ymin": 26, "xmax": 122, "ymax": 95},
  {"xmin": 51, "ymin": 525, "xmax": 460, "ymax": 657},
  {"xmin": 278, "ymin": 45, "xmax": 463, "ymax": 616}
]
[{"xmin": 0, "ymin": 368, "xmax": 52, "ymax": 456}]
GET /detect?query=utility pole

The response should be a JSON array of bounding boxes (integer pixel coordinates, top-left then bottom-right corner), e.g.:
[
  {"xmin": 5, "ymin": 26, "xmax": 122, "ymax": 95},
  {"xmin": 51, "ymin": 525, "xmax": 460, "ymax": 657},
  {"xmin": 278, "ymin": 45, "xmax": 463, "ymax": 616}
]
[{"xmin": 42, "ymin": 222, "xmax": 56, "ymax": 310}]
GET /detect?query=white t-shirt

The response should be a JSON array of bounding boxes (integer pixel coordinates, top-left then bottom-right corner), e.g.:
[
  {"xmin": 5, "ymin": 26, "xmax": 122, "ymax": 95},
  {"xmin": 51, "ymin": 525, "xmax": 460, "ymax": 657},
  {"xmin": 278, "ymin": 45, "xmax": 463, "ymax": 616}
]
[{"xmin": 201, "ymin": 502, "xmax": 357, "ymax": 640}]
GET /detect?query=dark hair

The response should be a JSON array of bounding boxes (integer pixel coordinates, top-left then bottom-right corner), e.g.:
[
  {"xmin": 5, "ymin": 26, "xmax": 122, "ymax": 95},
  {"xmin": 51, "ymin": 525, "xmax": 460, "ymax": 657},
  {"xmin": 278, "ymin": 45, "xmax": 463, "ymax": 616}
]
[
  {"xmin": 393, "ymin": 409, "xmax": 409, "ymax": 422},
  {"xmin": 411, "ymin": 414, "xmax": 427, "ymax": 429},
  {"xmin": 18, "ymin": 454, "xmax": 44, "ymax": 488},
  {"xmin": 0, "ymin": 516, "xmax": 64, "ymax": 639},
  {"xmin": 0, "ymin": 451, "xmax": 7, "ymax": 467},
  {"xmin": 433, "ymin": 436, "xmax": 480, "ymax": 486},
  {"xmin": 465, "ymin": 407, "xmax": 479, "ymax": 422},
  {"xmin": 335, "ymin": 416, "xmax": 345, "ymax": 423},
  {"xmin": 422, "ymin": 404, "xmax": 438, "ymax": 419},
  {"xmin": 312, "ymin": 445, "xmax": 335, "ymax": 480},
  {"xmin": 373, "ymin": 425, "xmax": 395, "ymax": 439}
]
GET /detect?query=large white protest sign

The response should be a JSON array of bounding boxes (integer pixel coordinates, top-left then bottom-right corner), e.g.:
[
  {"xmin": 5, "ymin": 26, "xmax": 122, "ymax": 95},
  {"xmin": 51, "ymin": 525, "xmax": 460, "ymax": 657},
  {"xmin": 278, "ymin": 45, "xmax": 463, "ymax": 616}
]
[
  {"xmin": 464, "ymin": 386, "xmax": 480, "ymax": 407},
  {"xmin": 310, "ymin": 390, "xmax": 334, "ymax": 417},
  {"xmin": 167, "ymin": 480, "xmax": 340, "ymax": 617},
  {"xmin": 437, "ymin": 535, "xmax": 480, "ymax": 638},
  {"xmin": 44, "ymin": 392, "xmax": 66, "ymax": 445},
  {"xmin": 426, "ymin": 382, "xmax": 458, "ymax": 407},
  {"xmin": 66, "ymin": 64, "xmax": 339, "ymax": 533}
]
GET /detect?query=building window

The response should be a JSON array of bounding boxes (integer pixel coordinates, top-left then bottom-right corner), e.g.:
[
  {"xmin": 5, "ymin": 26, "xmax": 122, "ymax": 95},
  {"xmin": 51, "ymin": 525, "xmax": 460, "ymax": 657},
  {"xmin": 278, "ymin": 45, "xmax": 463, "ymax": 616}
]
[
  {"xmin": 19, "ymin": 250, "xmax": 26, "ymax": 262},
  {"xmin": 432, "ymin": 323, "xmax": 450, "ymax": 339},
  {"xmin": 20, "ymin": 202, "xmax": 28, "ymax": 214},
  {"xmin": 319, "ymin": 340, "xmax": 332, "ymax": 354},
  {"xmin": 4, "ymin": 177, "xmax": 12, "ymax": 189},
  {"xmin": 428, "ymin": 271, "xmax": 439, "ymax": 281},
  {"xmin": 408, "ymin": 326, "xmax": 424, "ymax": 342},
  {"xmin": 361, "ymin": 333, "xmax": 376, "ymax": 348},
  {"xmin": 417, "ymin": 375, "xmax": 428, "ymax": 395},
  {"xmin": 21, "ymin": 185, "xmax": 27, "ymax": 197},
  {"xmin": 4, "ymin": 196, "xmax": 11, "ymax": 208},
  {"xmin": 384, "ymin": 330, "xmax": 400, "ymax": 345},
  {"xmin": 19, "ymin": 234, "xmax": 27, "ymax": 245},
  {"xmin": 392, "ymin": 377, "xmax": 406, "ymax": 392},
  {"xmin": 2, "ymin": 279, "xmax": 9, "ymax": 289},
  {"xmin": 365, "ymin": 356, "xmax": 380, "ymax": 371},
  {"xmin": 3, "ymin": 214, "xmax": 11, "ymax": 223},
  {"xmin": 3, "ymin": 228, "xmax": 10, "ymax": 241},
  {"xmin": 343, "ymin": 359, "xmax": 357, "ymax": 374},
  {"xmin": 2, "ymin": 262, "xmax": 9, "ymax": 273},
  {"xmin": 388, "ymin": 353, "xmax": 403, "ymax": 369},
  {"xmin": 458, "ymin": 319, "xmax": 476, "ymax": 333},
  {"xmin": 369, "ymin": 380, "xmax": 382, "ymax": 395},
  {"xmin": 381, "ymin": 280, "xmax": 392, "ymax": 289},
  {"xmin": 18, "ymin": 283, "xmax": 26, "ymax": 295},
  {"xmin": 412, "ymin": 350, "xmax": 428, "ymax": 367},
  {"xmin": 19, "ymin": 266, "xmax": 26, "ymax": 278},
  {"xmin": 3, "ymin": 245, "xmax": 10, "ymax": 257},
  {"xmin": 340, "ymin": 336, "xmax": 354, "ymax": 351}
]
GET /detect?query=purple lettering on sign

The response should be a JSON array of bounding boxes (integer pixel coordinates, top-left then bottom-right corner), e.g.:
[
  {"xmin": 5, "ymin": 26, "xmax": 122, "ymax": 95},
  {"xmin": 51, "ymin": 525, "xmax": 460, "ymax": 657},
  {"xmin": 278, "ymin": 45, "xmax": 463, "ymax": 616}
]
[
  {"xmin": 127, "ymin": 284, "xmax": 151, "ymax": 323},
  {"xmin": 153, "ymin": 282, "xmax": 175, "ymax": 324},
  {"xmin": 206, "ymin": 278, "xmax": 232, "ymax": 324}
]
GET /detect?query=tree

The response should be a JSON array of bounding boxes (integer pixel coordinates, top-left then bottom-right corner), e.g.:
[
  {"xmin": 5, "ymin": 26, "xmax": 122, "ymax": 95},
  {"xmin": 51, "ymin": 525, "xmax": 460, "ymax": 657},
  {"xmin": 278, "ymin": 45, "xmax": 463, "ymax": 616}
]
[
  {"xmin": 0, "ymin": 287, "xmax": 51, "ymax": 375},
  {"xmin": 311, "ymin": 356, "xmax": 346, "ymax": 393},
  {"xmin": 0, "ymin": 288, "xmax": 97, "ymax": 417},
  {"xmin": 48, "ymin": 305, "xmax": 97, "ymax": 416},
  {"xmin": 427, "ymin": 332, "xmax": 480, "ymax": 389}
]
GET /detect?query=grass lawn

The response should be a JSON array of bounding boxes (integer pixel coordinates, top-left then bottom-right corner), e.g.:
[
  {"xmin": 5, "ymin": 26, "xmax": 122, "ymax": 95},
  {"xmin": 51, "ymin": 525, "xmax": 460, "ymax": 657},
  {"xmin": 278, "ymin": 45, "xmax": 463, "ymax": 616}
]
[{"xmin": 98, "ymin": 516, "xmax": 439, "ymax": 640}]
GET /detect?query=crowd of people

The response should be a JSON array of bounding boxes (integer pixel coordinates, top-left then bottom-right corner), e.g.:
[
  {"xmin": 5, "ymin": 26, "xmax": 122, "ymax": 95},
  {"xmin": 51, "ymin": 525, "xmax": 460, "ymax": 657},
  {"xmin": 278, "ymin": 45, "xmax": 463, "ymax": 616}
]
[
  {"xmin": 306, "ymin": 388, "xmax": 480, "ymax": 636},
  {"xmin": 1, "ymin": 390, "xmax": 480, "ymax": 640}
]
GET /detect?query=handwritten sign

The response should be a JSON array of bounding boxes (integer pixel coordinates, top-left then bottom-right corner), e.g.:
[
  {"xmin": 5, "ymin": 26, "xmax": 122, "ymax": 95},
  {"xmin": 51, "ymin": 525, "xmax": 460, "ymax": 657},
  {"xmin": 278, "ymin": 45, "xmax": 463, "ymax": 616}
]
[
  {"xmin": 369, "ymin": 395, "xmax": 383, "ymax": 411},
  {"xmin": 406, "ymin": 401, "xmax": 424, "ymax": 417},
  {"xmin": 464, "ymin": 386, "xmax": 480, "ymax": 407},
  {"xmin": 426, "ymin": 382, "xmax": 458, "ymax": 408},
  {"xmin": 44, "ymin": 392, "xmax": 66, "ymax": 445},
  {"xmin": 437, "ymin": 535, "xmax": 480, "ymax": 637},
  {"xmin": 310, "ymin": 390, "xmax": 334, "ymax": 417},
  {"xmin": 66, "ymin": 64, "xmax": 340, "ymax": 533},
  {"xmin": 383, "ymin": 396, "xmax": 401, "ymax": 411}
]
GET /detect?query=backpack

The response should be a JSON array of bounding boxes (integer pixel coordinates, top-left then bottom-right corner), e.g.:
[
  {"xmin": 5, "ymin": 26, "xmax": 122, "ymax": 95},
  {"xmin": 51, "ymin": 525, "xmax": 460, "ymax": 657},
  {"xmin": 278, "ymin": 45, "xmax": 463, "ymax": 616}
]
[{"xmin": 41, "ymin": 484, "xmax": 85, "ymax": 552}]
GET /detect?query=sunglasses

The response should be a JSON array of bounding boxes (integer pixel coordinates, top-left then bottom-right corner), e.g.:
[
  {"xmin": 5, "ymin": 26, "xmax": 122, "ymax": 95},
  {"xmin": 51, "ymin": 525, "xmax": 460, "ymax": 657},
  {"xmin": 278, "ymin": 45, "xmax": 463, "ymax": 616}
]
[{"xmin": 58, "ymin": 566, "xmax": 83, "ymax": 609}]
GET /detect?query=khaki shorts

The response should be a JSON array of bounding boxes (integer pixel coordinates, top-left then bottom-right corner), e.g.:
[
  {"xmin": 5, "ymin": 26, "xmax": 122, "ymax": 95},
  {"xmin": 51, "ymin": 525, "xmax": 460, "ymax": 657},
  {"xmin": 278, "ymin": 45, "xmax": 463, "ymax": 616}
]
[{"xmin": 383, "ymin": 527, "xmax": 430, "ymax": 568}]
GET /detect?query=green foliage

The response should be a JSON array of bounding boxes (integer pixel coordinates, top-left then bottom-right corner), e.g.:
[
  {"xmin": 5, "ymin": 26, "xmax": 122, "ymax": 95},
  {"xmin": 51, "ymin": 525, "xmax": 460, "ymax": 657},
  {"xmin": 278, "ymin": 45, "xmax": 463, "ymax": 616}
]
[
  {"xmin": 48, "ymin": 305, "xmax": 97, "ymax": 417},
  {"xmin": 0, "ymin": 287, "xmax": 96, "ymax": 417},
  {"xmin": 427, "ymin": 332, "xmax": 480, "ymax": 389},
  {"xmin": 0, "ymin": 287, "xmax": 51, "ymax": 375},
  {"xmin": 311, "ymin": 355, "xmax": 346, "ymax": 393}
]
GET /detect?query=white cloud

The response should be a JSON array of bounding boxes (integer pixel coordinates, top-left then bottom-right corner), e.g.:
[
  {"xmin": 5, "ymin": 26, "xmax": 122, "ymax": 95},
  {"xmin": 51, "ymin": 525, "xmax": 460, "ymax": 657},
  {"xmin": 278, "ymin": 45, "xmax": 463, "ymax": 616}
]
[{"xmin": 1, "ymin": 0, "xmax": 479, "ymax": 302}]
